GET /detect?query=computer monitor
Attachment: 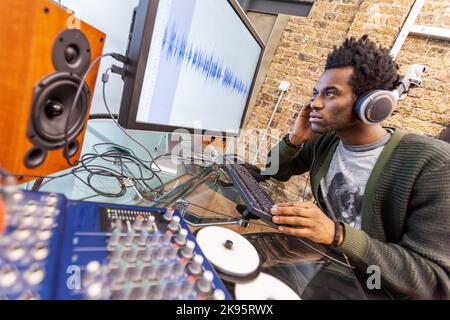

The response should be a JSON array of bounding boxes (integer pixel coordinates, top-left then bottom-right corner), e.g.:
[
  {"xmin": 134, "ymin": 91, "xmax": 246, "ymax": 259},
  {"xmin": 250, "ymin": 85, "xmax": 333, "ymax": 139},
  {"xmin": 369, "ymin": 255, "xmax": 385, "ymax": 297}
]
[{"xmin": 118, "ymin": 0, "xmax": 265, "ymax": 136}]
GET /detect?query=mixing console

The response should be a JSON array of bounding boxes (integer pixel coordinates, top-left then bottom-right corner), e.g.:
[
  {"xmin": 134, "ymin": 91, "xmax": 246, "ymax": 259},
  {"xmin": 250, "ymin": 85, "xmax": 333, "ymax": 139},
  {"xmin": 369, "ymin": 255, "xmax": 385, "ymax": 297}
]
[{"xmin": 0, "ymin": 184, "xmax": 230, "ymax": 300}]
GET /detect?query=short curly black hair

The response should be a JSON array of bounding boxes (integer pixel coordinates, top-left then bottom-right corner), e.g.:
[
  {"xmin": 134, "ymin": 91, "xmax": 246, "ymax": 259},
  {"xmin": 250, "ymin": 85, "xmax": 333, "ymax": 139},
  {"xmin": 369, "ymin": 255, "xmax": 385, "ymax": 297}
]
[{"xmin": 325, "ymin": 35, "xmax": 400, "ymax": 97}]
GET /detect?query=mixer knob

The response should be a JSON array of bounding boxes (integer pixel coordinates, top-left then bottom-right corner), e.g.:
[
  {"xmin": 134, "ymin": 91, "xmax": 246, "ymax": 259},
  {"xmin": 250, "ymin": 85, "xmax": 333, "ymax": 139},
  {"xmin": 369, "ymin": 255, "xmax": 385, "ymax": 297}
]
[
  {"xmin": 166, "ymin": 246, "xmax": 178, "ymax": 260},
  {"xmin": 83, "ymin": 261, "xmax": 101, "ymax": 286},
  {"xmin": 153, "ymin": 247, "xmax": 165, "ymax": 261},
  {"xmin": 114, "ymin": 220, "xmax": 124, "ymax": 231},
  {"xmin": 131, "ymin": 261, "xmax": 145, "ymax": 282},
  {"xmin": 25, "ymin": 201, "xmax": 37, "ymax": 214},
  {"xmin": 138, "ymin": 230, "xmax": 148, "ymax": 246},
  {"xmin": 108, "ymin": 228, "xmax": 122, "ymax": 248},
  {"xmin": 45, "ymin": 193, "xmax": 58, "ymax": 205},
  {"xmin": 40, "ymin": 216, "xmax": 55, "ymax": 228},
  {"xmin": 12, "ymin": 190, "xmax": 24, "ymax": 202},
  {"xmin": 161, "ymin": 231, "xmax": 172, "ymax": 245},
  {"xmin": 173, "ymin": 262, "xmax": 186, "ymax": 278},
  {"xmin": 115, "ymin": 282, "xmax": 133, "ymax": 300},
  {"xmin": 175, "ymin": 228, "xmax": 188, "ymax": 245},
  {"xmin": 111, "ymin": 245, "xmax": 125, "ymax": 264},
  {"xmin": 163, "ymin": 207, "xmax": 175, "ymax": 221},
  {"xmin": 0, "ymin": 265, "xmax": 18, "ymax": 288},
  {"xmin": 168, "ymin": 216, "xmax": 180, "ymax": 231},
  {"xmin": 23, "ymin": 264, "xmax": 45, "ymax": 286},
  {"xmin": 150, "ymin": 233, "xmax": 160, "ymax": 246},
  {"xmin": 44, "ymin": 205, "xmax": 57, "ymax": 218},
  {"xmin": 7, "ymin": 243, "xmax": 26, "ymax": 262},
  {"xmin": 181, "ymin": 240, "xmax": 195, "ymax": 259},
  {"xmin": 181, "ymin": 280, "xmax": 195, "ymax": 297},
  {"xmin": 12, "ymin": 227, "xmax": 31, "ymax": 241},
  {"xmin": 115, "ymin": 261, "xmax": 129, "ymax": 283},
  {"xmin": 3, "ymin": 176, "xmax": 18, "ymax": 194},
  {"xmin": 149, "ymin": 284, "xmax": 164, "ymax": 300},
  {"xmin": 188, "ymin": 254, "xmax": 204, "ymax": 275},
  {"xmin": 134, "ymin": 280, "xmax": 150, "ymax": 300},
  {"xmin": 20, "ymin": 215, "xmax": 36, "ymax": 228},
  {"xmin": 145, "ymin": 265, "xmax": 158, "ymax": 280},
  {"xmin": 165, "ymin": 282, "xmax": 181, "ymax": 300},
  {"xmin": 141, "ymin": 246, "xmax": 154, "ymax": 262},
  {"xmin": 18, "ymin": 291, "xmax": 40, "ymax": 301},
  {"xmin": 32, "ymin": 243, "xmax": 49, "ymax": 261},
  {"xmin": 127, "ymin": 244, "xmax": 140, "ymax": 262},
  {"xmin": 196, "ymin": 270, "xmax": 214, "ymax": 294},
  {"xmin": 159, "ymin": 264, "xmax": 172, "ymax": 279},
  {"xmin": 37, "ymin": 228, "xmax": 52, "ymax": 241},
  {"xmin": 86, "ymin": 281, "xmax": 103, "ymax": 300},
  {"xmin": 133, "ymin": 218, "xmax": 143, "ymax": 231},
  {"xmin": 124, "ymin": 230, "xmax": 135, "ymax": 246},
  {"xmin": 146, "ymin": 216, "xmax": 156, "ymax": 232},
  {"xmin": 213, "ymin": 289, "xmax": 226, "ymax": 300}
]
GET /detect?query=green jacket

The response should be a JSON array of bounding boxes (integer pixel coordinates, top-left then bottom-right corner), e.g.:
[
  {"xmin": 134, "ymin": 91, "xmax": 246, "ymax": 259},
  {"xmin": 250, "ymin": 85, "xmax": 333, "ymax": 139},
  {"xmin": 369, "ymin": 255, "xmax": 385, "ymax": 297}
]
[{"xmin": 270, "ymin": 129, "xmax": 450, "ymax": 299}]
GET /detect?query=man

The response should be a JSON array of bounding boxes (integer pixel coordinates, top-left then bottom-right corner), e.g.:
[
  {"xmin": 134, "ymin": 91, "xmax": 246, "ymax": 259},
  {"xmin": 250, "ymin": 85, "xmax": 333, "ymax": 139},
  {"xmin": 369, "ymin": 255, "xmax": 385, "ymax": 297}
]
[{"xmin": 264, "ymin": 35, "xmax": 450, "ymax": 299}]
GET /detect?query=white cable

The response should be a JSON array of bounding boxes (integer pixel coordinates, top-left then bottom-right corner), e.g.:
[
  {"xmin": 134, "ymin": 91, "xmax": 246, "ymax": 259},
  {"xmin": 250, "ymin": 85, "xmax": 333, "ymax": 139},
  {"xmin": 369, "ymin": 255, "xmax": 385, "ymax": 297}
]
[{"xmin": 252, "ymin": 90, "xmax": 285, "ymax": 164}]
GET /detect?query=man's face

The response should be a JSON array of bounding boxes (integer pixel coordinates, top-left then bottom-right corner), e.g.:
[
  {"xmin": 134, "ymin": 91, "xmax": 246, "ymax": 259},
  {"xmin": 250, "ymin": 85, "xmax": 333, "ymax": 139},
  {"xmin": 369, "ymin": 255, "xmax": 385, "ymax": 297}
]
[{"xmin": 308, "ymin": 67, "xmax": 358, "ymax": 134}]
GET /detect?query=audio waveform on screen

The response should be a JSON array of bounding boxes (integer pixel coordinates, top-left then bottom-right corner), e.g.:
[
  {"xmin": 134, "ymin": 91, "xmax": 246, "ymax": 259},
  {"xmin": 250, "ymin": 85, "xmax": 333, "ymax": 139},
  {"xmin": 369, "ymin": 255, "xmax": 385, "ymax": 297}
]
[{"xmin": 162, "ymin": 23, "xmax": 250, "ymax": 97}]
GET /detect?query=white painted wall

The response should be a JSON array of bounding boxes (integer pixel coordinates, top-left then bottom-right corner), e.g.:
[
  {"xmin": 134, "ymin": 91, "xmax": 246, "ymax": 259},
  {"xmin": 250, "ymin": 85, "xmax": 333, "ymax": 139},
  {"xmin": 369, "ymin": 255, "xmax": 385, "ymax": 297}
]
[{"xmin": 60, "ymin": 0, "xmax": 139, "ymax": 114}]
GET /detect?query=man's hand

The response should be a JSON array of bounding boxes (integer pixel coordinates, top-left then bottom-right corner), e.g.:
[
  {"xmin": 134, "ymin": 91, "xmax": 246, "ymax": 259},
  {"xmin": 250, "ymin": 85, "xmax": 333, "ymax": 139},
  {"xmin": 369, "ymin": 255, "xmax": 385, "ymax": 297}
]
[
  {"xmin": 289, "ymin": 100, "xmax": 314, "ymax": 146},
  {"xmin": 271, "ymin": 202, "xmax": 343, "ymax": 246}
]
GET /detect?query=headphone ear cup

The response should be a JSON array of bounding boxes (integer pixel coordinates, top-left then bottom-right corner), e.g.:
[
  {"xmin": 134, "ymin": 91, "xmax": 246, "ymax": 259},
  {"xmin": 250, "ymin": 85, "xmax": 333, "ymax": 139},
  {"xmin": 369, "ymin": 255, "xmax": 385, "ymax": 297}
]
[{"xmin": 354, "ymin": 90, "xmax": 398, "ymax": 124}]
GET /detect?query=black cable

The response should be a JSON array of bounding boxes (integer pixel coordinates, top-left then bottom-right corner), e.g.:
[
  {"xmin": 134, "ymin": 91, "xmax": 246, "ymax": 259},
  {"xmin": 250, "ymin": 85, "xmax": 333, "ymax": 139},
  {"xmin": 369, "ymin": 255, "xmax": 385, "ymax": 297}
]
[
  {"xmin": 87, "ymin": 148, "xmax": 165, "ymax": 193},
  {"xmin": 20, "ymin": 142, "xmax": 165, "ymax": 198},
  {"xmin": 101, "ymin": 68, "xmax": 162, "ymax": 172},
  {"xmin": 72, "ymin": 149, "xmax": 164, "ymax": 197},
  {"xmin": 14, "ymin": 170, "xmax": 74, "ymax": 182},
  {"xmin": 72, "ymin": 169, "xmax": 126, "ymax": 198},
  {"xmin": 89, "ymin": 113, "xmax": 118, "ymax": 120},
  {"xmin": 62, "ymin": 52, "xmax": 128, "ymax": 167},
  {"xmin": 64, "ymin": 53, "xmax": 116, "ymax": 167}
]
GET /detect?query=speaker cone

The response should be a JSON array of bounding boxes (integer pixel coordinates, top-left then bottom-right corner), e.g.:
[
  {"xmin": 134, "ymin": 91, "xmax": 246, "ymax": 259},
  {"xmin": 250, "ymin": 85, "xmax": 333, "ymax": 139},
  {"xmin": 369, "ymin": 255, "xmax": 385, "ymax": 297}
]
[
  {"xmin": 52, "ymin": 29, "xmax": 91, "ymax": 76},
  {"xmin": 28, "ymin": 72, "xmax": 90, "ymax": 150}
]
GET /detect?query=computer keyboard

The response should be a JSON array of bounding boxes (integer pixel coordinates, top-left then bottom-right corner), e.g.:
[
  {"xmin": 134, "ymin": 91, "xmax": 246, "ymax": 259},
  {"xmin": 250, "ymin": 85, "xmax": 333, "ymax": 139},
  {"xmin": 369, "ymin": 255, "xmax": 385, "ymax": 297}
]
[{"xmin": 223, "ymin": 163, "xmax": 277, "ymax": 227}]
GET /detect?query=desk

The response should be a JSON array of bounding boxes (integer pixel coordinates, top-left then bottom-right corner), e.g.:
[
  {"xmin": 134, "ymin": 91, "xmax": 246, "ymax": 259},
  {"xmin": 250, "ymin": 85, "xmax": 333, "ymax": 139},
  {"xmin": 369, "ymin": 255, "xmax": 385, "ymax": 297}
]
[{"xmin": 21, "ymin": 121, "xmax": 375, "ymax": 300}]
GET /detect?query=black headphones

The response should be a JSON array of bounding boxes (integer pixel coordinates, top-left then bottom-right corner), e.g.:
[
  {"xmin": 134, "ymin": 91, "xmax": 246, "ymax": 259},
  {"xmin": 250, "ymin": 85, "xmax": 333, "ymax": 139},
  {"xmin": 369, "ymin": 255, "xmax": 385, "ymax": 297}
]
[{"xmin": 353, "ymin": 89, "xmax": 399, "ymax": 124}]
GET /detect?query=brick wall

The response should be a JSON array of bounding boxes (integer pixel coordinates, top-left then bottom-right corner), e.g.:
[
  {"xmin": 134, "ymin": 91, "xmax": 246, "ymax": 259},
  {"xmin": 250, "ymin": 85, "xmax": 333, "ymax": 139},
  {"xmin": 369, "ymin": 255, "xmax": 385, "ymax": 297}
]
[{"xmin": 240, "ymin": 0, "xmax": 450, "ymax": 202}]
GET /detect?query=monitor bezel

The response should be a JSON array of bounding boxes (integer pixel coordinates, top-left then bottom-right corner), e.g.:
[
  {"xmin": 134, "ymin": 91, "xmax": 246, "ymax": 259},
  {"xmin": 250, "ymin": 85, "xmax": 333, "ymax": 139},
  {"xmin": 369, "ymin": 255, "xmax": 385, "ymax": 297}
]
[{"xmin": 118, "ymin": 0, "xmax": 265, "ymax": 137}]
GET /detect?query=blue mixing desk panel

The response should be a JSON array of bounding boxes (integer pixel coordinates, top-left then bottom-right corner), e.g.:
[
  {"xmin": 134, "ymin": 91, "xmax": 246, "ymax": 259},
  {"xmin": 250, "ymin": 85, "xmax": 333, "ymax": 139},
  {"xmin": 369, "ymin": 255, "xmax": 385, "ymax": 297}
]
[{"xmin": 0, "ymin": 190, "xmax": 231, "ymax": 300}]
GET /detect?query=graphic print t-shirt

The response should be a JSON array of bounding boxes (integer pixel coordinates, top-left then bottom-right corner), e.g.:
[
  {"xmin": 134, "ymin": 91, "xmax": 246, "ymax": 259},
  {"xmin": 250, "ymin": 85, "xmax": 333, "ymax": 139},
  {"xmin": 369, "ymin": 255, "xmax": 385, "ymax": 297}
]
[{"xmin": 320, "ymin": 133, "xmax": 392, "ymax": 229}]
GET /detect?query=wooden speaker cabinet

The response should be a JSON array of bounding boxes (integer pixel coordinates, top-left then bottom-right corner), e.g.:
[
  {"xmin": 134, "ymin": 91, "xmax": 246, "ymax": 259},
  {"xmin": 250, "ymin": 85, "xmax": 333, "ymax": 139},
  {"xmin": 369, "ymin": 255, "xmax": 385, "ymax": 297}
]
[{"xmin": 0, "ymin": 0, "xmax": 105, "ymax": 182}]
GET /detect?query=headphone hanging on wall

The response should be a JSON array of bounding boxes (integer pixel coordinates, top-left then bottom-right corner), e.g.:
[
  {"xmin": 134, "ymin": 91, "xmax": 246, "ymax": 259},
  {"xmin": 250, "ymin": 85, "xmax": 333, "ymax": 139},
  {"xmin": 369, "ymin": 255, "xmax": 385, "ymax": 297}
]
[{"xmin": 353, "ymin": 89, "xmax": 399, "ymax": 125}]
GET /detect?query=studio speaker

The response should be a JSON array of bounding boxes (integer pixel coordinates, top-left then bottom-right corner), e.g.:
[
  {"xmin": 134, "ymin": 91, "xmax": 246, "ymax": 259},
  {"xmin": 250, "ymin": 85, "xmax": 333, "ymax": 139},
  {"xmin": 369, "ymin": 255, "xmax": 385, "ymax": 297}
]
[{"xmin": 0, "ymin": 0, "xmax": 105, "ymax": 182}]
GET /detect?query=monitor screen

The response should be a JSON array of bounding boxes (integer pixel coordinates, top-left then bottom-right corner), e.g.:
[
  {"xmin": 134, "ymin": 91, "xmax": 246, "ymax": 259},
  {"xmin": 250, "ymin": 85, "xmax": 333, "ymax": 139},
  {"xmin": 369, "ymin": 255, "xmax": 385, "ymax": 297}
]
[{"xmin": 119, "ymin": 0, "xmax": 264, "ymax": 136}]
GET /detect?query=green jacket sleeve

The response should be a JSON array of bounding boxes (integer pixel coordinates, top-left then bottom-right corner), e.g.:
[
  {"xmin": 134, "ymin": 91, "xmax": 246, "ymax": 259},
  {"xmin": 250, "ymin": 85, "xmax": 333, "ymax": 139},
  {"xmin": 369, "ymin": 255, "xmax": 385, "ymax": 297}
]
[
  {"xmin": 267, "ymin": 137, "xmax": 315, "ymax": 181},
  {"xmin": 337, "ymin": 159, "xmax": 450, "ymax": 299}
]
